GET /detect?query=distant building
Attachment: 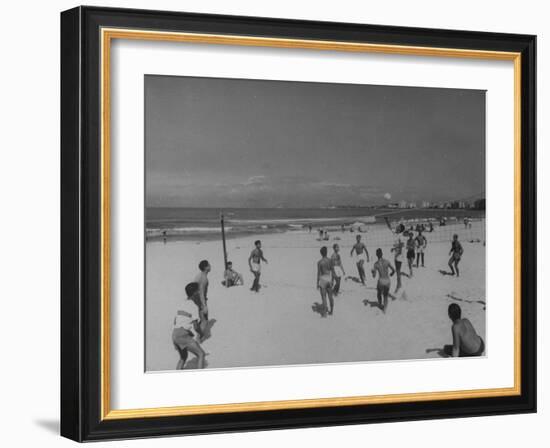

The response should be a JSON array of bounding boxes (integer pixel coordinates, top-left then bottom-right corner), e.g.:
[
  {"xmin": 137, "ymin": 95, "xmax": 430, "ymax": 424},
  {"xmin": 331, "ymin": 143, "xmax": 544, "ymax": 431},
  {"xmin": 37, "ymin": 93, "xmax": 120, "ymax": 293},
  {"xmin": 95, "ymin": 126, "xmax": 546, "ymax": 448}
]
[
  {"xmin": 399, "ymin": 200, "xmax": 407, "ymax": 209},
  {"xmin": 388, "ymin": 202, "xmax": 399, "ymax": 209},
  {"xmin": 421, "ymin": 200, "xmax": 431, "ymax": 208},
  {"xmin": 408, "ymin": 202, "xmax": 417, "ymax": 209}
]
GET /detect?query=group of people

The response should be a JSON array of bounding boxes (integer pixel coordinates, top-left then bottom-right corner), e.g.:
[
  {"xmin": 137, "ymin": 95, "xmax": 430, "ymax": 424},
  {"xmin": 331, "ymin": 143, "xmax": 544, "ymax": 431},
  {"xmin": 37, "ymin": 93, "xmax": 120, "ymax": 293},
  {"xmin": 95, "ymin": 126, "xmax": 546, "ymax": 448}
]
[
  {"xmin": 171, "ymin": 227, "xmax": 475, "ymax": 369},
  {"xmin": 172, "ymin": 240, "xmax": 269, "ymax": 369}
]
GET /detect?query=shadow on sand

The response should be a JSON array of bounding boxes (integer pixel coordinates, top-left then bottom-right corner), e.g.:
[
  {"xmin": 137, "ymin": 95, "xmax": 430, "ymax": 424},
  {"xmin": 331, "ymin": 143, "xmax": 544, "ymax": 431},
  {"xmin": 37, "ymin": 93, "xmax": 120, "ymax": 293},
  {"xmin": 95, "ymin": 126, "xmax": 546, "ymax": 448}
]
[
  {"xmin": 425, "ymin": 345, "xmax": 453, "ymax": 358},
  {"xmin": 311, "ymin": 302, "xmax": 328, "ymax": 317}
]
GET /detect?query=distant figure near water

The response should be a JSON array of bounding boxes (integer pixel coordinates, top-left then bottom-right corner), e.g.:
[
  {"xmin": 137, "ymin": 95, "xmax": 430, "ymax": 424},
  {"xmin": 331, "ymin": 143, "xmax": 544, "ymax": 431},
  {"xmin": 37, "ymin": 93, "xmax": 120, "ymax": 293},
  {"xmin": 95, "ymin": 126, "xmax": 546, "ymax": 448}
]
[
  {"xmin": 448, "ymin": 303, "xmax": 484, "ymax": 357},
  {"xmin": 317, "ymin": 246, "xmax": 336, "ymax": 317},
  {"xmin": 371, "ymin": 248, "xmax": 395, "ymax": 313},
  {"xmin": 350, "ymin": 234, "xmax": 370, "ymax": 285},
  {"xmin": 248, "ymin": 240, "xmax": 268, "ymax": 292}
]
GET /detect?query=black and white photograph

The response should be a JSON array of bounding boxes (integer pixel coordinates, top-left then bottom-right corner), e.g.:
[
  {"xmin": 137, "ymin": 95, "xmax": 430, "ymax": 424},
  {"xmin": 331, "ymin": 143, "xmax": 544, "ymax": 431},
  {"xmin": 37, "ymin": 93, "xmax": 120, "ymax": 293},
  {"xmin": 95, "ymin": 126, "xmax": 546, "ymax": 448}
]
[{"xmin": 145, "ymin": 75, "xmax": 487, "ymax": 371}]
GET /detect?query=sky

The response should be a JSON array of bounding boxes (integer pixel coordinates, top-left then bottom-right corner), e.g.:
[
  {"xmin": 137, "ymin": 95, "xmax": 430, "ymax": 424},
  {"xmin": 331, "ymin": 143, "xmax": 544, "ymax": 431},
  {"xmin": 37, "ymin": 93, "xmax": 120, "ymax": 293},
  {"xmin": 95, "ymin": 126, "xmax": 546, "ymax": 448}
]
[{"xmin": 145, "ymin": 75, "xmax": 485, "ymax": 208}]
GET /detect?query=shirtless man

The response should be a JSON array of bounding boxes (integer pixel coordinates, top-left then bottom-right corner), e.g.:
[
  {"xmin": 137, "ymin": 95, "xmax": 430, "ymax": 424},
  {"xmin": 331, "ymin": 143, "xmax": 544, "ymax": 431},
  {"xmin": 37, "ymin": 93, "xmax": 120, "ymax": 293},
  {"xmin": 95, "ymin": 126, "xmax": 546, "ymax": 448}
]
[
  {"xmin": 415, "ymin": 230, "xmax": 427, "ymax": 267},
  {"xmin": 248, "ymin": 240, "xmax": 268, "ymax": 292},
  {"xmin": 330, "ymin": 243, "xmax": 346, "ymax": 296},
  {"xmin": 406, "ymin": 233, "xmax": 416, "ymax": 277},
  {"xmin": 390, "ymin": 237, "xmax": 405, "ymax": 292},
  {"xmin": 448, "ymin": 303, "xmax": 484, "ymax": 357},
  {"xmin": 371, "ymin": 248, "xmax": 396, "ymax": 313},
  {"xmin": 350, "ymin": 235, "xmax": 370, "ymax": 285},
  {"xmin": 448, "ymin": 234, "xmax": 464, "ymax": 276},
  {"xmin": 194, "ymin": 259, "xmax": 211, "ymax": 324},
  {"xmin": 317, "ymin": 246, "xmax": 336, "ymax": 317}
]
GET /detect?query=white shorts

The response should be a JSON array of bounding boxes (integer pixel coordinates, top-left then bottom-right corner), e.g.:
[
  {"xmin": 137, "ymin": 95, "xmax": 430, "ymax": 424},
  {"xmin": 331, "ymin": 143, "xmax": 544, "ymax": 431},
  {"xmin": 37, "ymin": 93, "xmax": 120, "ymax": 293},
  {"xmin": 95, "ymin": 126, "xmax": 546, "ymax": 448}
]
[
  {"xmin": 251, "ymin": 262, "xmax": 261, "ymax": 273},
  {"xmin": 334, "ymin": 266, "xmax": 344, "ymax": 278},
  {"xmin": 354, "ymin": 252, "xmax": 368, "ymax": 263}
]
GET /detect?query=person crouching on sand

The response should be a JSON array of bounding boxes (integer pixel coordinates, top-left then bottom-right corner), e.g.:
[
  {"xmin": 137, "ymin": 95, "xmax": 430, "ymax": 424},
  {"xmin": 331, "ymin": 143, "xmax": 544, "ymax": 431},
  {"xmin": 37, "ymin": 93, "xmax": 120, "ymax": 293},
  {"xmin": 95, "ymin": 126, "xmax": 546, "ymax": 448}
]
[
  {"xmin": 448, "ymin": 234, "xmax": 464, "ymax": 276},
  {"xmin": 350, "ymin": 234, "xmax": 370, "ymax": 285},
  {"xmin": 448, "ymin": 303, "xmax": 484, "ymax": 357},
  {"xmin": 172, "ymin": 282, "xmax": 206, "ymax": 369},
  {"xmin": 317, "ymin": 246, "xmax": 336, "ymax": 317},
  {"xmin": 223, "ymin": 261, "xmax": 243, "ymax": 287},
  {"xmin": 371, "ymin": 248, "xmax": 395, "ymax": 313},
  {"xmin": 248, "ymin": 240, "xmax": 268, "ymax": 292},
  {"xmin": 331, "ymin": 243, "xmax": 345, "ymax": 295}
]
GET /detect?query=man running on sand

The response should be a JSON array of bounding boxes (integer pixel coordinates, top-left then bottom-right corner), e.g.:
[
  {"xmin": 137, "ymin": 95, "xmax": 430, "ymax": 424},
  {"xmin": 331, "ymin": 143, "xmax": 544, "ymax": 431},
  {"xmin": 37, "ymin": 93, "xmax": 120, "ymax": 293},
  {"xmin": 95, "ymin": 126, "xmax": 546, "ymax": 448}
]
[
  {"xmin": 448, "ymin": 303, "xmax": 484, "ymax": 357},
  {"xmin": 317, "ymin": 246, "xmax": 336, "ymax": 317},
  {"xmin": 172, "ymin": 282, "xmax": 206, "ymax": 369},
  {"xmin": 406, "ymin": 233, "xmax": 416, "ymax": 277},
  {"xmin": 350, "ymin": 235, "xmax": 370, "ymax": 285},
  {"xmin": 248, "ymin": 240, "xmax": 268, "ymax": 292},
  {"xmin": 448, "ymin": 234, "xmax": 464, "ymax": 276},
  {"xmin": 371, "ymin": 248, "xmax": 396, "ymax": 313},
  {"xmin": 415, "ymin": 230, "xmax": 427, "ymax": 267},
  {"xmin": 331, "ymin": 243, "xmax": 346, "ymax": 295},
  {"xmin": 194, "ymin": 260, "xmax": 211, "ymax": 322}
]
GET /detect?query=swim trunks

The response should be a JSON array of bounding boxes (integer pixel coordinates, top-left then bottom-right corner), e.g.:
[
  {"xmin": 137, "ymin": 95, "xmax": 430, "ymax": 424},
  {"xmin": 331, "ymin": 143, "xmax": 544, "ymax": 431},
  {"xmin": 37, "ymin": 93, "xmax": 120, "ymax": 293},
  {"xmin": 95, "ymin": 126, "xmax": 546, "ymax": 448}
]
[
  {"xmin": 407, "ymin": 249, "xmax": 415, "ymax": 259},
  {"xmin": 333, "ymin": 266, "xmax": 344, "ymax": 278},
  {"xmin": 172, "ymin": 327, "xmax": 195, "ymax": 350},
  {"xmin": 318, "ymin": 274, "xmax": 332, "ymax": 290},
  {"xmin": 251, "ymin": 262, "xmax": 261, "ymax": 273},
  {"xmin": 377, "ymin": 276, "xmax": 390, "ymax": 291},
  {"xmin": 459, "ymin": 337, "xmax": 485, "ymax": 357}
]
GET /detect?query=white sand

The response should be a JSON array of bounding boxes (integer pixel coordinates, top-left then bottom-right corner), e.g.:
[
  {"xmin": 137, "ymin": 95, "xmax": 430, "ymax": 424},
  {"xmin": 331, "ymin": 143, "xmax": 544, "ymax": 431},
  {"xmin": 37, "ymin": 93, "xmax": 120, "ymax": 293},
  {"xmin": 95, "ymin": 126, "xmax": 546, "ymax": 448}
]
[{"xmin": 145, "ymin": 221, "xmax": 486, "ymax": 371}]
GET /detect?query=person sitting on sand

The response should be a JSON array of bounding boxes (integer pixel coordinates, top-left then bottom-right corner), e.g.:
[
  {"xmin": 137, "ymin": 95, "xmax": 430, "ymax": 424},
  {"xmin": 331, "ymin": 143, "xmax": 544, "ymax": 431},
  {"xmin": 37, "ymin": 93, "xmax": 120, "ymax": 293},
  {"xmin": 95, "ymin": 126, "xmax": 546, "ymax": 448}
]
[
  {"xmin": 415, "ymin": 230, "xmax": 427, "ymax": 268},
  {"xmin": 317, "ymin": 246, "xmax": 336, "ymax": 317},
  {"xmin": 194, "ymin": 260, "xmax": 210, "ymax": 322},
  {"xmin": 448, "ymin": 303, "xmax": 484, "ymax": 357},
  {"xmin": 371, "ymin": 248, "xmax": 395, "ymax": 313},
  {"xmin": 448, "ymin": 234, "xmax": 464, "ymax": 276},
  {"xmin": 223, "ymin": 261, "xmax": 243, "ymax": 287},
  {"xmin": 248, "ymin": 240, "xmax": 268, "ymax": 292},
  {"xmin": 350, "ymin": 234, "xmax": 370, "ymax": 285},
  {"xmin": 331, "ymin": 243, "xmax": 346, "ymax": 295},
  {"xmin": 172, "ymin": 282, "xmax": 206, "ymax": 369},
  {"xmin": 406, "ymin": 233, "xmax": 416, "ymax": 277}
]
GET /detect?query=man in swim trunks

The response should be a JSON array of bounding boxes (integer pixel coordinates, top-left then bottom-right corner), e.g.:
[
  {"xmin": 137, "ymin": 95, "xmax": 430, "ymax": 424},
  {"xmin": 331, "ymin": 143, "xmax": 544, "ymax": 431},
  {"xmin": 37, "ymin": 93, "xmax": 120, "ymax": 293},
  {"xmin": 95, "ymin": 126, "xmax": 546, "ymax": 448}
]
[
  {"xmin": 371, "ymin": 248, "xmax": 396, "ymax": 313},
  {"xmin": 330, "ymin": 243, "xmax": 346, "ymax": 296},
  {"xmin": 248, "ymin": 240, "xmax": 268, "ymax": 292},
  {"xmin": 406, "ymin": 233, "xmax": 416, "ymax": 277},
  {"xmin": 173, "ymin": 282, "xmax": 206, "ymax": 369},
  {"xmin": 415, "ymin": 230, "xmax": 427, "ymax": 267},
  {"xmin": 194, "ymin": 260, "xmax": 211, "ymax": 323},
  {"xmin": 390, "ymin": 236, "xmax": 405, "ymax": 292},
  {"xmin": 350, "ymin": 235, "xmax": 370, "ymax": 285},
  {"xmin": 317, "ymin": 246, "xmax": 336, "ymax": 317},
  {"xmin": 223, "ymin": 261, "xmax": 243, "ymax": 287},
  {"xmin": 448, "ymin": 234, "xmax": 464, "ymax": 276},
  {"xmin": 448, "ymin": 303, "xmax": 484, "ymax": 357}
]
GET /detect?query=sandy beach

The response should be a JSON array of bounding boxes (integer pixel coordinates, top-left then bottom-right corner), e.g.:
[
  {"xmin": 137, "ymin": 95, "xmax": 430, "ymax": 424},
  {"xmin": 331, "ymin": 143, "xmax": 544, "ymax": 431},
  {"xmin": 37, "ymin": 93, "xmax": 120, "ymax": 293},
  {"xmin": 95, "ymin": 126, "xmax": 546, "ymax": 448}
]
[{"xmin": 145, "ymin": 220, "xmax": 486, "ymax": 371}]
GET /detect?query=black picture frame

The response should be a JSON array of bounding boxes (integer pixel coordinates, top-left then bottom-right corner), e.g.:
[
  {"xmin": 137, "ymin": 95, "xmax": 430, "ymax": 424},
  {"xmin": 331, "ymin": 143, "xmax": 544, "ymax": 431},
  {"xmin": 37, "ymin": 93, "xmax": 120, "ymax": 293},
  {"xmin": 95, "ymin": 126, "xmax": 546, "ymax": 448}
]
[{"xmin": 61, "ymin": 6, "xmax": 536, "ymax": 442}]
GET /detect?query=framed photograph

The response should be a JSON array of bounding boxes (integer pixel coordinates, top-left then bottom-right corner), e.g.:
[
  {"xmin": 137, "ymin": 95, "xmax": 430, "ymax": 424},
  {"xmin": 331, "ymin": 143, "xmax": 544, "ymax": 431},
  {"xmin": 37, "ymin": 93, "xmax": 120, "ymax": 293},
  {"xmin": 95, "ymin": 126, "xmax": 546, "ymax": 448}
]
[{"xmin": 60, "ymin": 6, "xmax": 536, "ymax": 441}]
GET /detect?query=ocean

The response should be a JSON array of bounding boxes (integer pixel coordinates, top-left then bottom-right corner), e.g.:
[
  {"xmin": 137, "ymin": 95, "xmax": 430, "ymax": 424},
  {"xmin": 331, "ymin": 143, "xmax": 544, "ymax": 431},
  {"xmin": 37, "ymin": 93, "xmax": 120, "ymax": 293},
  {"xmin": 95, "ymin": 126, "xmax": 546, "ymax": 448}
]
[{"xmin": 145, "ymin": 207, "xmax": 484, "ymax": 242}]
